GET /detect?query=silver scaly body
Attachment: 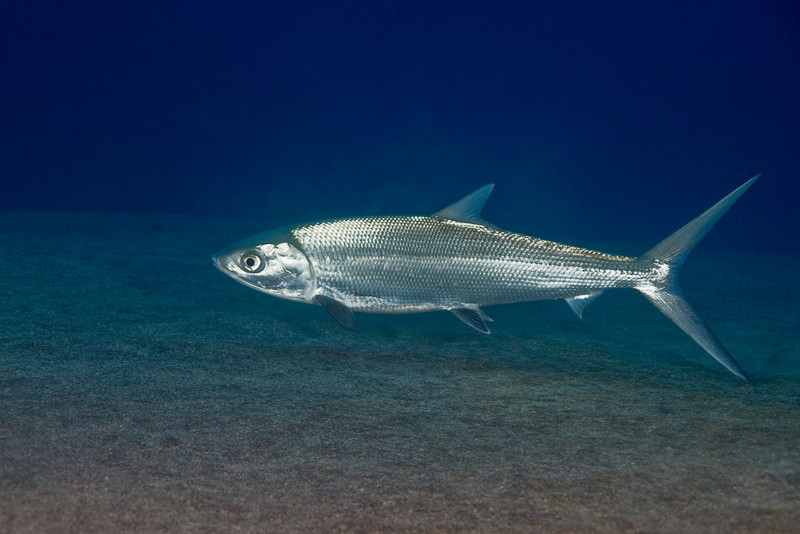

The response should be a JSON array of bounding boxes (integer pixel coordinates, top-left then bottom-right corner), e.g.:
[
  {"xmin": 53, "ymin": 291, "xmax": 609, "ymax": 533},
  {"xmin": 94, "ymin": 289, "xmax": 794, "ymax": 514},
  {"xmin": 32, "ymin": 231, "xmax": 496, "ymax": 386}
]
[
  {"xmin": 214, "ymin": 176, "xmax": 761, "ymax": 382},
  {"xmin": 293, "ymin": 216, "xmax": 646, "ymax": 312}
]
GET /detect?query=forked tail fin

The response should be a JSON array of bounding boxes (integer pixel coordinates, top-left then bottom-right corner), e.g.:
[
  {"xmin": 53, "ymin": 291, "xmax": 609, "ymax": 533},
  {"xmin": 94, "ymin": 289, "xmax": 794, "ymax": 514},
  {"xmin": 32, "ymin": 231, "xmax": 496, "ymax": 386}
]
[{"xmin": 636, "ymin": 174, "xmax": 761, "ymax": 382}]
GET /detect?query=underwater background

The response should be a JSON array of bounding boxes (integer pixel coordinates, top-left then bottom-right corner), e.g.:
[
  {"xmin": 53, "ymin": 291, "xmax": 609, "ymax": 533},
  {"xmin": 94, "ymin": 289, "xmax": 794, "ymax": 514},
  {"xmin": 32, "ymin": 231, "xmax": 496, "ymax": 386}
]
[{"xmin": 2, "ymin": 1, "xmax": 799, "ymax": 532}]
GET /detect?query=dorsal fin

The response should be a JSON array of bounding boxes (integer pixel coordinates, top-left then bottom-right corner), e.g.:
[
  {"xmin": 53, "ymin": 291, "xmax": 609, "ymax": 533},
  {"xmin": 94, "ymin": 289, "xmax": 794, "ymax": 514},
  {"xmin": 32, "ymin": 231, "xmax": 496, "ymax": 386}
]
[{"xmin": 433, "ymin": 184, "xmax": 494, "ymax": 223}]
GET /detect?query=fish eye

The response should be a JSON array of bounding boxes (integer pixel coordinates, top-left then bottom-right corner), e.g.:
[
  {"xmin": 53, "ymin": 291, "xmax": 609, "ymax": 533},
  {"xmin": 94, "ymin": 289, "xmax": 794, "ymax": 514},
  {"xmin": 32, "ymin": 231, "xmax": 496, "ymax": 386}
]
[{"xmin": 240, "ymin": 251, "xmax": 264, "ymax": 273}]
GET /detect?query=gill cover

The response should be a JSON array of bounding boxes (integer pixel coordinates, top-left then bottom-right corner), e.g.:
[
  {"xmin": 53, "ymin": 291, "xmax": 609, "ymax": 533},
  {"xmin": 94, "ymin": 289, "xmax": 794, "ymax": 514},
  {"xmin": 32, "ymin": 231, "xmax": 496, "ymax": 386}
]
[{"xmin": 212, "ymin": 234, "xmax": 315, "ymax": 302}]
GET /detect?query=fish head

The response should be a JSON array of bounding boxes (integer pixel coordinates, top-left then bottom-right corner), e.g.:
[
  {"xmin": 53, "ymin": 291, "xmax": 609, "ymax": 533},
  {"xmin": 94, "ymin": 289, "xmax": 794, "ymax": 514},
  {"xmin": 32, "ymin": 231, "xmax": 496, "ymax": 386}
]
[{"xmin": 212, "ymin": 228, "xmax": 315, "ymax": 302}]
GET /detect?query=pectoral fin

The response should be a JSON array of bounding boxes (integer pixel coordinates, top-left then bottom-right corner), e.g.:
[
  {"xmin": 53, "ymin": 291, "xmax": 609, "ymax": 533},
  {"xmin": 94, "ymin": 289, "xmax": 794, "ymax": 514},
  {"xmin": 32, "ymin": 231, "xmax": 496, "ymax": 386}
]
[
  {"xmin": 316, "ymin": 295, "xmax": 355, "ymax": 331},
  {"xmin": 450, "ymin": 306, "xmax": 492, "ymax": 334}
]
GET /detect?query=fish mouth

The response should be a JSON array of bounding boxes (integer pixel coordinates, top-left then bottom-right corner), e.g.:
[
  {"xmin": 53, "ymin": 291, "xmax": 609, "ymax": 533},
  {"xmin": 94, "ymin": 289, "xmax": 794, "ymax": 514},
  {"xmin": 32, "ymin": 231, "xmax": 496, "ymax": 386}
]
[
  {"xmin": 211, "ymin": 253, "xmax": 226, "ymax": 272},
  {"xmin": 212, "ymin": 253, "xmax": 243, "ymax": 282}
]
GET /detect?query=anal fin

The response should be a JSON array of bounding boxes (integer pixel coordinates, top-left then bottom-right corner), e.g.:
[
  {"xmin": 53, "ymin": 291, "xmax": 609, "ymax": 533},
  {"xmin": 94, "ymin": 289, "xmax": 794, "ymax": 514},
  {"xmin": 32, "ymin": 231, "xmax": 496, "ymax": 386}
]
[{"xmin": 565, "ymin": 292, "xmax": 603, "ymax": 319}]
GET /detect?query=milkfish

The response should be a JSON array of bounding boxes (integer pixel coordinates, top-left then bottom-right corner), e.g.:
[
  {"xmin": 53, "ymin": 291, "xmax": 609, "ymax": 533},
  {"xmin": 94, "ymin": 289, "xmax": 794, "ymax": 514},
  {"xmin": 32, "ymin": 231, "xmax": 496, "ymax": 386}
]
[{"xmin": 213, "ymin": 174, "xmax": 761, "ymax": 381}]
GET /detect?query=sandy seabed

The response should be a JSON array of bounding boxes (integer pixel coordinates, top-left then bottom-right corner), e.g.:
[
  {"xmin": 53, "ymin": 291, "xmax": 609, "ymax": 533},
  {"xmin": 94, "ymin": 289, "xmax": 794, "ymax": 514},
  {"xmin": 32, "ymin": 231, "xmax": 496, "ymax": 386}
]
[{"xmin": 1, "ymin": 210, "xmax": 798, "ymax": 533}]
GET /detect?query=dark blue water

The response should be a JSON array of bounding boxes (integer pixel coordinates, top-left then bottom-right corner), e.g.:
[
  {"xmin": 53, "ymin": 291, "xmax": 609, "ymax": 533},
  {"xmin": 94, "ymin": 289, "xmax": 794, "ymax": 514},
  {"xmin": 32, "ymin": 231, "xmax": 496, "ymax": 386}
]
[
  {"xmin": 3, "ymin": 1, "xmax": 798, "ymax": 250},
  {"xmin": 2, "ymin": 2, "xmax": 799, "ymax": 532}
]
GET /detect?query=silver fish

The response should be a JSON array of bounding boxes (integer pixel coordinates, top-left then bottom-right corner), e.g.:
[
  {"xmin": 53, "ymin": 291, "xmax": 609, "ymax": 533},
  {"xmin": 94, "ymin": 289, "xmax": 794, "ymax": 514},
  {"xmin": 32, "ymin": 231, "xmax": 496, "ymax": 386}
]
[{"xmin": 214, "ymin": 175, "xmax": 761, "ymax": 381}]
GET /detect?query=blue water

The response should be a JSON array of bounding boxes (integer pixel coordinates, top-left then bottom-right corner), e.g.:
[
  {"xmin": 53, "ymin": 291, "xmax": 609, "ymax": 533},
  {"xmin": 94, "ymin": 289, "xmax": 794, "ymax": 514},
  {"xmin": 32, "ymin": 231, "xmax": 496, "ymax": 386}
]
[{"xmin": 2, "ymin": 2, "xmax": 799, "ymax": 532}]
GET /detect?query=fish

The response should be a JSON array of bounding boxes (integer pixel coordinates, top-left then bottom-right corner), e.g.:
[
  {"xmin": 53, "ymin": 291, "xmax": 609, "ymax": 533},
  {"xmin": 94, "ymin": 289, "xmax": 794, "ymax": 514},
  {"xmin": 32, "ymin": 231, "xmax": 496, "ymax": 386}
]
[{"xmin": 213, "ymin": 174, "xmax": 761, "ymax": 381}]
